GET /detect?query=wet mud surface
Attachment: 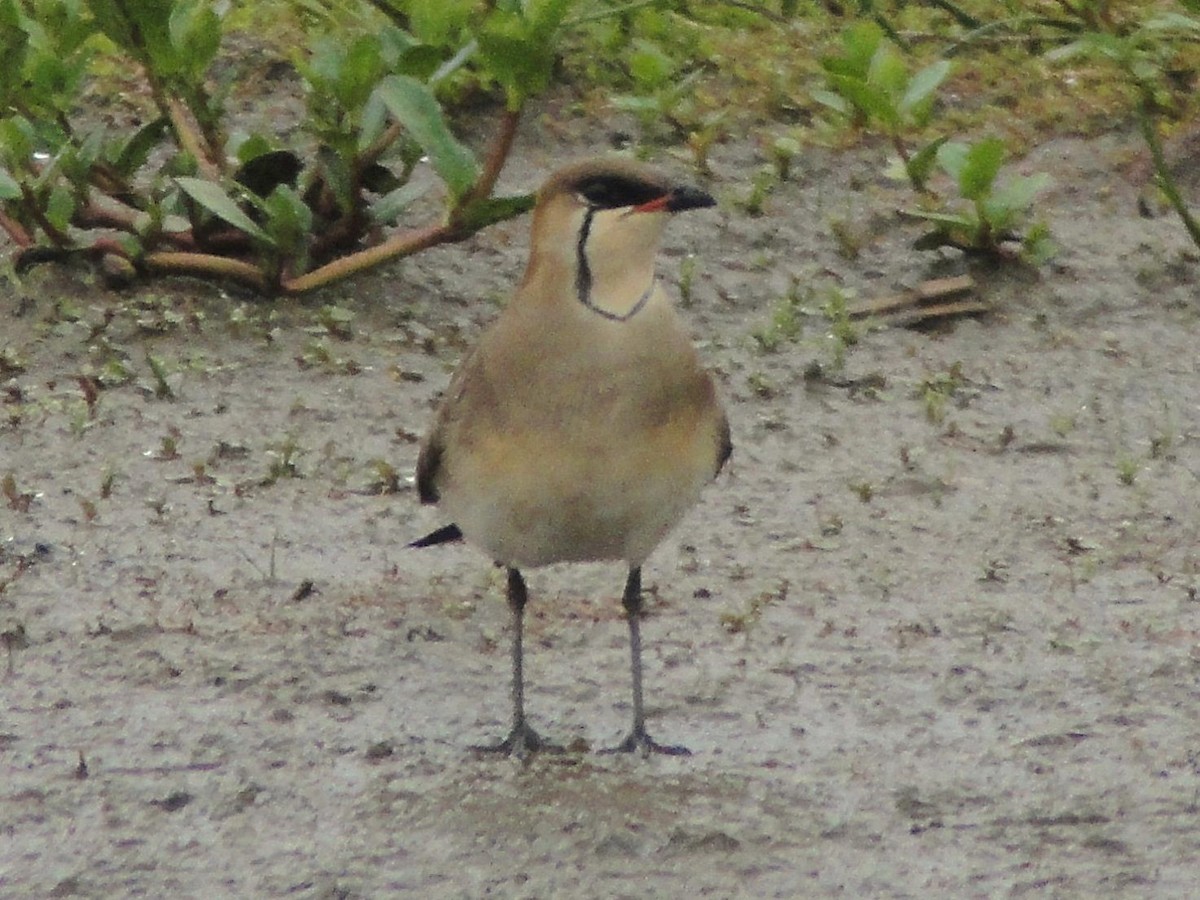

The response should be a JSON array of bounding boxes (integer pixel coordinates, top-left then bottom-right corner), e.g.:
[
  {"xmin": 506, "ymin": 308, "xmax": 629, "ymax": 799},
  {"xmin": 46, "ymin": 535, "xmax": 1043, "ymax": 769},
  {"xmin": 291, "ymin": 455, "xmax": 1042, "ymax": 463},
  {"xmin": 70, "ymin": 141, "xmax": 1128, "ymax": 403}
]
[{"xmin": 2, "ymin": 120, "xmax": 1199, "ymax": 897}]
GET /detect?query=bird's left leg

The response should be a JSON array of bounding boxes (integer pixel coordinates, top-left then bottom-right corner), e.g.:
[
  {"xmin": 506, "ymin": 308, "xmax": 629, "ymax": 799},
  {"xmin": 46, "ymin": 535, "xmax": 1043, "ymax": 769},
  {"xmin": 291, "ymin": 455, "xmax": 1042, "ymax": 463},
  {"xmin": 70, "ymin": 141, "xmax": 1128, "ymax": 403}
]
[{"xmin": 603, "ymin": 566, "xmax": 690, "ymax": 756}]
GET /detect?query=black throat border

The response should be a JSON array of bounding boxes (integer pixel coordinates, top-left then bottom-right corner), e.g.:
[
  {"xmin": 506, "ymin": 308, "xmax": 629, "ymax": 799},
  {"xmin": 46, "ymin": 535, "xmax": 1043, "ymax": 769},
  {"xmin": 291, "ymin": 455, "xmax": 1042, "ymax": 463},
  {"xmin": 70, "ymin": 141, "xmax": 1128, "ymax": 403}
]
[{"xmin": 575, "ymin": 207, "xmax": 654, "ymax": 323}]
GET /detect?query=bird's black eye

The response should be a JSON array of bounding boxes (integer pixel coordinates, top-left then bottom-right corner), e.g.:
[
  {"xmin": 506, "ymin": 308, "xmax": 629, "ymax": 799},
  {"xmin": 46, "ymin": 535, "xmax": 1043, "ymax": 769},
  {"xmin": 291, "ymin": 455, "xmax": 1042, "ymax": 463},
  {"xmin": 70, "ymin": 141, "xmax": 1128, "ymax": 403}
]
[{"xmin": 574, "ymin": 175, "xmax": 665, "ymax": 210}]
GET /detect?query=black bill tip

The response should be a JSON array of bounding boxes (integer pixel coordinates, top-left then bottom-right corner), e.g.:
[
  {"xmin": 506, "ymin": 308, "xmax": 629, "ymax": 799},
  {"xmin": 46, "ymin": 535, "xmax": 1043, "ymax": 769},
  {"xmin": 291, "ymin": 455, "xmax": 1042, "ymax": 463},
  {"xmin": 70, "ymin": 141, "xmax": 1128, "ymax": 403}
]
[{"xmin": 665, "ymin": 184, "xmax": 717, "ymax": 213}]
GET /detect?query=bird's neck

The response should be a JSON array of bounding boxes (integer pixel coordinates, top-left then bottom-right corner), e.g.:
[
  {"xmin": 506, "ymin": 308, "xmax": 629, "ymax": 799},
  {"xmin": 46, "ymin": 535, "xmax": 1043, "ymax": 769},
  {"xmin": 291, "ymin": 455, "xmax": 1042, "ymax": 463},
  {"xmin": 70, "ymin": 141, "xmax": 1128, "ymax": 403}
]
[{"xmin": 571, "ymin": 209, "xmax": 659, "ymax": 321}]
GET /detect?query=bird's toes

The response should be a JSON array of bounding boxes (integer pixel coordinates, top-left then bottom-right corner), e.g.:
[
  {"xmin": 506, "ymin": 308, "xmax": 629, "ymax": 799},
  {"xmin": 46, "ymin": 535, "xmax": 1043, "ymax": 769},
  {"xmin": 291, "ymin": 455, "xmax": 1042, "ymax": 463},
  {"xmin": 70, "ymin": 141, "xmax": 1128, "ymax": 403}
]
[
  {"xmin": 472, "ymin": 721, "xmax": 564, "ymax": 759},
  {"xmin": 601, "ymin": 727, "xmax": 691, "ymax": 757}
]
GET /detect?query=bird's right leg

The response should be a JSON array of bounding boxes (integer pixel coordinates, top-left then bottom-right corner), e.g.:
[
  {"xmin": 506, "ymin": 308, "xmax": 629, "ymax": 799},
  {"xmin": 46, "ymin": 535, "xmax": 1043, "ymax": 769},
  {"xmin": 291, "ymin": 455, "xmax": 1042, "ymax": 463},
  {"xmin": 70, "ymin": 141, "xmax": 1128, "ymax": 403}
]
[{"xmin": 473, "ymin": 566, "xmax": 561, "ymax": 758}]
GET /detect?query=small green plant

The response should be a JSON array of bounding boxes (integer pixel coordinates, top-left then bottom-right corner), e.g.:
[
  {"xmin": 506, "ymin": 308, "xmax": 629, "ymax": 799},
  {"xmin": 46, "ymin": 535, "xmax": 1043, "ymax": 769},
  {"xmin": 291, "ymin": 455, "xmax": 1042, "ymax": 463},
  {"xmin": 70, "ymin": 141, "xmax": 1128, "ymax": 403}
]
[
  {"xmin": 316, "ymin": 303, "xmax": 355, "ymax": 341},
  {"xmin": 746, "ymin": 371, "xmax": 777, "ymax": 400},
  {"xmin": 752, "ymin": 277, "xmax": 808, "ymax": 352},
  {"xmin": 1115, "ymin": 453, "xmax": 1140, "ymax": 486},
  {"xmin": 1043, "ymin": 5, "xmax": 1200, "ymax": 250},
  {"xmin": 0, "ymin": 347, "xmax": 25, "ymax": 378},
  {"xmin": 848, "ymin": 480, "xmax": 874, "ymax": 503},
  {"xmin": 130, "ymin": 295, "xmax": 194, "ymax": 336},
  {"xmin": 719, "ymin": 579, "xmax": 789, "ymax": 635},
  {"xmin": 0, "ymin": 0, "xmax": 581, "ymax": 294},
  {"xmin": 918, "ymin": 362, "xmax": 966, "ymax": 425},
  {"xmin": 1050, "ymin": 413, "xmax": 1077, "ymax": 439},
  {"xmin": 144, "ymin": 353, "xmax": 175, "ymax": 400},
  {"xmin": 814, "ymin": 21, "xmax": 951, "ymax": 190},
  {"xmin": 738, "ymin": 167, "xmax": 778, "ymax": 216},
  {"xmin": 905, "ymin": 138, "xmax": 1053, "ymax": 259},
  {"xmin": 265, "ymin": 433, "xmax": 303, "ymax": 482},
  {"xmin": 816, "ymin": 21, "xmax": 1052, "ymax": 260},
  {"xmin": 2, "ymin": 473, "xmax": 35, "ymax": 512},
  {"xmin": 155, "ymin": 428, "xmax": 181, "ymax": 461},
  {"xmin": 366, "ymin": 459, "xmax": 401, "ymax": 495},
  {"xmin": 612, "ymin": 37, "xmax": 703, "ymax": 138},
  {"xmin": 296, "ymin": 339, "xmax": 362, "ymax": 375},
  {"xmin": 769, "ymin": 135, "xmax": 801, "ymax": 181},
  {"xmin": 99, "ymin": 467, "xmax": 116, "ymax": 499},
  {"xmin": 677, "ymin": 254, "xmax": 698, "ymax": 307},
  {"xmin": 821, "ymin": 287, "xmax": 857, "ymax": 371}
]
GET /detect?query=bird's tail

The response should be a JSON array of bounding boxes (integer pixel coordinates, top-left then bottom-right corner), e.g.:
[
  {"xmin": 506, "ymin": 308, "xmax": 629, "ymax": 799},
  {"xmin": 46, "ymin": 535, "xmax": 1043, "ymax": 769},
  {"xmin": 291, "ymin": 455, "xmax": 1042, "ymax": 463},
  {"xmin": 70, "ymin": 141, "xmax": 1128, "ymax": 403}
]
[{"xmin": 408, "ymin": 524, "xmax": 464, "ymax": 548}]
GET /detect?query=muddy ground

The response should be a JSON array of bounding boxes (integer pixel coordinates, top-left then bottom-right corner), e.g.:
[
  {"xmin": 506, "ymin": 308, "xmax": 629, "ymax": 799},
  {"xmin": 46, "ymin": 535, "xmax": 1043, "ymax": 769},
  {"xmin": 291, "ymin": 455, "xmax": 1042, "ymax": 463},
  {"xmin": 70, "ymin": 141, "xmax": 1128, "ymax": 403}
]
[{"xmin": 2, "ymin": 111, "xmax": 1199, "ymax": 898}]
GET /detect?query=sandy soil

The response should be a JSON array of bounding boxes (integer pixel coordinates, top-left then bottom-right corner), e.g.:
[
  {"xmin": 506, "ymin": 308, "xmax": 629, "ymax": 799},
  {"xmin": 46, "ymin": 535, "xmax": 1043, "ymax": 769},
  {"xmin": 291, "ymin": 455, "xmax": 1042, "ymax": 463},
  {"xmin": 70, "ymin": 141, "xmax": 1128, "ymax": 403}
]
[{"xmin": 2, "ymin": 113, "xmax": 1199, "ymax": 898}]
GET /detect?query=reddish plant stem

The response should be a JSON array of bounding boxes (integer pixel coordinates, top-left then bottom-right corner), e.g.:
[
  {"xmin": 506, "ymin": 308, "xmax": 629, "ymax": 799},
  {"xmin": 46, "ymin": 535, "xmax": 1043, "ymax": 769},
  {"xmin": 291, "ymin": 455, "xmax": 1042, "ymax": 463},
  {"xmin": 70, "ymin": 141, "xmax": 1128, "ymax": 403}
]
[
  {"xmin": 282, "ymin": 222, "xmax": 452, "ymax": 294},
  {"xmin": 287, "ymin": 107, "xmax": 524, "ymax": 293},
  {"xmin": 143, "ymin": 250, "xmax": 270, "ymax": 293},
  {"xmin": 460, "ymin": 106, "xmax": 523, "ymax": 211},
  {"xmin": 0, "ymin": 210, "xmax": 32, "ymax": 248}
]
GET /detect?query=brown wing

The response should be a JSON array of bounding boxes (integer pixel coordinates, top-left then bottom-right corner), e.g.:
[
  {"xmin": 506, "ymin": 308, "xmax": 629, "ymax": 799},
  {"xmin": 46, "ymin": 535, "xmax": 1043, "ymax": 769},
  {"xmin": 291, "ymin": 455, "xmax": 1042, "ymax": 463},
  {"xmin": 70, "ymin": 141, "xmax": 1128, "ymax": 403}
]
[
  {"xmin": 413, "ymin": 342, "xmax": 495, "ymax": 507},
  {"xmin": 414, "ymin": 434, "xmax": 443, "ymax": 504}
]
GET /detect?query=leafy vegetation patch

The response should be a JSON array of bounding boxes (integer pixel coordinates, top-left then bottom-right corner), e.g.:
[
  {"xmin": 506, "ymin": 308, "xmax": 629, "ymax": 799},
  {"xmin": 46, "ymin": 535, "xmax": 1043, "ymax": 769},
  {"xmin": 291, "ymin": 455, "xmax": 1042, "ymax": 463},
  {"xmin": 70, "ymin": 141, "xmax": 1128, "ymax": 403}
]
[{"xmin": 1, "ymin": 1, "xmax": 1198, "ymax": 294}]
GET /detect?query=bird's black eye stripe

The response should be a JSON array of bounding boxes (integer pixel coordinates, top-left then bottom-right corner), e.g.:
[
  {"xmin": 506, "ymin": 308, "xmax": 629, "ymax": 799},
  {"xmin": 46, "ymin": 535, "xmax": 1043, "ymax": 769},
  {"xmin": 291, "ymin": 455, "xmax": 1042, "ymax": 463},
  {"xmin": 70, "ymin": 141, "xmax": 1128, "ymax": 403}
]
[{"xmin": 574, "ymin": 175, "xmax": 665, "ymax": 210}]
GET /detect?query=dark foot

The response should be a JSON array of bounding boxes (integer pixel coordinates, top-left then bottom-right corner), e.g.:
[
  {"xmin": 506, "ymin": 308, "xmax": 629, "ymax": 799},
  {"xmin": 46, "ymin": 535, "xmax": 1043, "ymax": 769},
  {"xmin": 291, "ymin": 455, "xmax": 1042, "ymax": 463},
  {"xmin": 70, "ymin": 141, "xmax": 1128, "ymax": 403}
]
[
  {"xmin": 601, "ymin": 727, "xmax": 691, "ymax": 757},
  {"xmin": 472, "ymin": 720, "xmax": 563, "ymax": 758}
]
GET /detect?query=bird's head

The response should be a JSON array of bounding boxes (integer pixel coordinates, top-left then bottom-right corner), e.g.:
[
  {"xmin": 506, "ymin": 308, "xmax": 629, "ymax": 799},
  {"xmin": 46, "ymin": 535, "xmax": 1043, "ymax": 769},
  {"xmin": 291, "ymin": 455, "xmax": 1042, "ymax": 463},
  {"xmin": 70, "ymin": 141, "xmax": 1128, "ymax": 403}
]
[{"xmin": 524, "ymin": 158, "xmax": 715, "ymax": 320}]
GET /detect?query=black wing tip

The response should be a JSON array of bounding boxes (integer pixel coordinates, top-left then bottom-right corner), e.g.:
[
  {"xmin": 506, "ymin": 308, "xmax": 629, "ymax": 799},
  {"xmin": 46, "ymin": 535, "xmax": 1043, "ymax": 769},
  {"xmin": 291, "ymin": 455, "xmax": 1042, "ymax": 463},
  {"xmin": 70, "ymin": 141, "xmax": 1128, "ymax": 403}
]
[
  {"xmin": 415, "ymin": 441, "xmax": 443, "ymax": 505},
  {"xmin": 409, "ymin": 523, "xmax": 464, "ymax": 549},
  {"xmin": 716, "ymin": 418, "xmax": 733, "ymax": 475}
]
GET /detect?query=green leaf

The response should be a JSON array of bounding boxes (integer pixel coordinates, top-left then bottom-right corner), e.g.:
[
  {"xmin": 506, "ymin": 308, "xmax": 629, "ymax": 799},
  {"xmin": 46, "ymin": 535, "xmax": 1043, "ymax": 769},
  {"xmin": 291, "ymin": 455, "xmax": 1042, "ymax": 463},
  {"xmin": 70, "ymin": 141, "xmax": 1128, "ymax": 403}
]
[
  {"xmin": 811, "ymin": 89, "xmax": 849, "ymax": 116},
  {"xmin": 112, "ymin": 231, "xmax": 144, "ymax": 260},
  {"xmin": 936, "ymin": 141, "xmax": 969, "ymax": 183},
  {"xmin": 407, "ymin": 0, "xmax": 474, "ymax": 48},
  {"xmin": 46, "ymin": 182, "xmax": 76, "ymax": 232},
  {"xmin": 1045, "ymin": 31, "xmax": 1127, "ymax": 65},
  {"xmin": 628, "ymin": 39, "xmax": 675, "ymax": 90},
  {"xmin": 113, "ymin": 116, "xmax": 169, "ymax": 176},
  {"xmin": 84, "ymin": 0, "xmax": 136, "ymax": 54},
  {"xmin": 369, "ymin": 179, "xmax": 432, "ymax": 226},
  {"xmin": 76, "ymin": 129, "xmax": 105, "ymax": 172},
  {"xmin": 908, "ymin": 210, "xmax": 974, "ymax": 227},
  {"xmin": 453, "ymin": 192, "xmax": 536, "ymax": 233},
  {"xmin": 906, "ymin": 136, "xmax": 950, "ymax": 191},
  {"xmin": 0, "ymin": 2, "xmax": 30, "ymax": 91},
  {"xmin": 374, "ymin": 75, "xmax": 478, "ymax": 200},
  {"xmin": 1022, "ymin": 221, "xmax": 1056, "ymax": 264},
  {"xmin": 990, "ymin": 172, "xmax": 1050, "ymax": 214},
  {"xmin": 958, "ymin": 137, "xmax": 1006, "ymax": 201},
  {"xmin": 232, "ymin": 132, "xmax": 274, "ymax": 166},
  {"xmin": 1142, "ymin": 11, "xmax": 1200, "ymax": 34},
  {"xmin": 337, "ymin": 35, "xmax": 387, "ymax": 111},
  {"xmin": 0, "ymin": 166, "xmax": 20, "ymax": 200},
  {"xmin": 983, "ymin": 172, "xmax": 1051, "ymax": 229},
  {"xmin": 826, "ymin": 74, "xmax": 896, "ymax": 127},
  {"xmin": 900, "ymin": 59, "xmax": 951, "ymax": 122},
  {"xmin": 316, "ymin": 145, "xmax": 353, "ymax": 213},
  {"xmin": 839, "ymin": 21, "xmax": 884, "ymax": 78},
  {"xmin": 175, "ymin": 176, "xmax": 273, "ymax": 244},
  {"xmin": 867, "ymin": 44, "xmax": 907, "ymax": 100},
  {"xmin": 475, "ymin": 0, "xmax": 571, "ymax": 106},
  {"xmin": 87, "ymin": 0, "xmax": 171, "ymax": 70},
  {"xmin": 358, "ymin": 91, "xmax": 390, "ymax": 153},
  {"xmin": 30, "ymin": 0, "xmax": 93, "ymax": 54},
  {"xmin": 260, "ymin": 184, "xmax": 312, "ymax": 257},
  {"xmin": 169, "ymin": 0, "xmax": 221, "ymax": 80}
]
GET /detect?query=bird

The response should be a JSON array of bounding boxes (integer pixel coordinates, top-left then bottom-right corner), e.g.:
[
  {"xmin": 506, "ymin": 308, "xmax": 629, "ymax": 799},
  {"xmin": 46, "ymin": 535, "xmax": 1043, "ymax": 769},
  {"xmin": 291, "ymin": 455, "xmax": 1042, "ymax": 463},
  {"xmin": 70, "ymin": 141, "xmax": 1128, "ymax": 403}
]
[{"xmin": 411, "ymin": 156, "xmax": 730, "ymax": 757}]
